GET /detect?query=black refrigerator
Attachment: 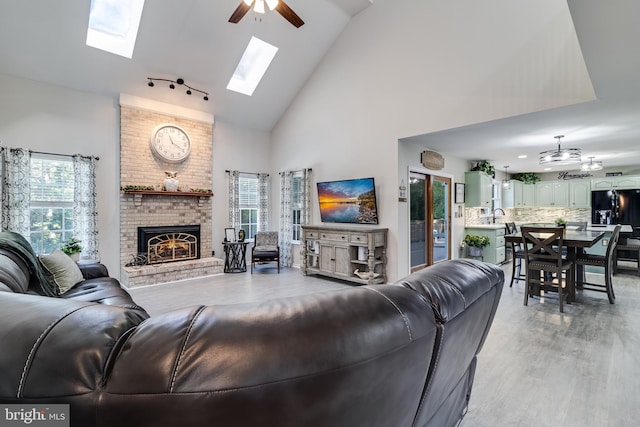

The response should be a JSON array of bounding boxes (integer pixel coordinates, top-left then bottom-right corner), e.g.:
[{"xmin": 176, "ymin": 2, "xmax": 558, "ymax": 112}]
[{"xmin": 592, "ymin": 189, "xmax": 640, "ymax": 229}]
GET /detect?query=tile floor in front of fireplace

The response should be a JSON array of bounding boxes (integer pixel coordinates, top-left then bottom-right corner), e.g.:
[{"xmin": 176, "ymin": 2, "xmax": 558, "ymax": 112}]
[{"xmin": 128, "ymin": 263, "xmax": 640, "ymax": 427}]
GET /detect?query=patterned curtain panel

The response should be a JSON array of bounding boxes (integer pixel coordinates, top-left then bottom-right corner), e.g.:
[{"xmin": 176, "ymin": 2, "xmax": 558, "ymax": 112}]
[
  {"xmin": 227, "ymin": 170, "xmax": 240, "ymax": 228},
  {"xmin": 73, "ymin": 155, "xmax": 99, "ymax": 261},
  {"xmin": 0, "ymin": 147, "xmax": 31, "ymax": 237},
  {"xmin": 279, "ymin": 171, "xmax": 294, "ymax": 267},
  {"xmin": 301, "ymin": 168, "xmax": 312, "ymax": 226},
  {"xmin": 279, "ymin": 168, "xmax": 312, "ymax": 268},
  {"xmin": 258, "ymin": 173, "xmax": 269, "ymax": 231}
]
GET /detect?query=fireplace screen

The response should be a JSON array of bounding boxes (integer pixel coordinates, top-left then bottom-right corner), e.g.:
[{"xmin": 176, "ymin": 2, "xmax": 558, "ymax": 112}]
[{"xmin": 138, "ymin": 225, "xmax": 200, "ymax": 264}]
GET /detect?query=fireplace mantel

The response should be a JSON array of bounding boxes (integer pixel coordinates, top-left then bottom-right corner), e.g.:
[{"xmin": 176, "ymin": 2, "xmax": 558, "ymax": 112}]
[{"xmin": 122, "ymin": 190, "xmax": 213, "ymax": 197}]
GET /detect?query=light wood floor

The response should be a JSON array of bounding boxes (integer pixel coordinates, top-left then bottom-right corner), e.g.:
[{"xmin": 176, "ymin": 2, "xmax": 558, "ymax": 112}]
[{"xmin": 129, "ymin": 262, "xmax": 640, "ymax": 426}]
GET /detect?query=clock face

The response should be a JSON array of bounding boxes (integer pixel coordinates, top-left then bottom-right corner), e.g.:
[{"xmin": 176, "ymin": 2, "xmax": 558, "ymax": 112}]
[{"xmin": 150, "ymin": 124, "xmax": 191, "ymax": 163}]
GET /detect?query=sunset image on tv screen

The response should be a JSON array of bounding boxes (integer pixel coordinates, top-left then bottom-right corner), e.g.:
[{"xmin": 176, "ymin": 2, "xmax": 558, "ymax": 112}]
[{"xmin": 317, "ymin": 178, "xmax": 378, "ymax": 224}]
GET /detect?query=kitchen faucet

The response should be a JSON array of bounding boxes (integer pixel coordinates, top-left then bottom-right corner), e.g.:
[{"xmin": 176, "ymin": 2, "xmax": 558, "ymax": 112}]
[{"xmin": 492, "ymin": 208, "xmax": 506, "ymax": 223}]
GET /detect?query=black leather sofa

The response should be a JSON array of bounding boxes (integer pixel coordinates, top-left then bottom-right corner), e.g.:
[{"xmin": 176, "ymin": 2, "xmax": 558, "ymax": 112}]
[{"xmin": 0, "ymin": 245, "xmax": 503, "ymax": 427}]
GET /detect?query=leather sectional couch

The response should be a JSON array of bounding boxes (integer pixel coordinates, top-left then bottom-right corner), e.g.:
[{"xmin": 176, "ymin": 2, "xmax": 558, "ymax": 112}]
[{"xmin": 0, "ymin": 233, "xmax": 504, "ymax": 427}]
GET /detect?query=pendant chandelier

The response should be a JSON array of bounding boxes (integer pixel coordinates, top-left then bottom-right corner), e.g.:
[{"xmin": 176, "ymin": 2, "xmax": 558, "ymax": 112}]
[
  {"xmin": 581, "ymin": 156, "xmax": 603, "ymax": 171},
  {"xmin": 502, "ymin": 165, "xmax": 510, "ymax": 189},
  {"xmin": 539, "ymin": 135, "xmax": 581, "ymax": 166}
]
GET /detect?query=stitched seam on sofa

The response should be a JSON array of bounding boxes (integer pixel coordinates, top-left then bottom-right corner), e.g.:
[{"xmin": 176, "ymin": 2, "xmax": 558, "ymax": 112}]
[
  {"xmin": 103, "ymin": 336, "xmax": 433, "ymax": 396},
  {"xmin": 17, "ymin": 305, "xmax": 86, "ymax": 398},
  {"xmin": 364, "ymin": 287, "xmax": 413, "ymax": 341},
  {"xmin": 169, "ymin": 305, "xmax": 207, "ymax": 393},
  {"xmin": 412, "ymin": 325, "xmax": 445, "ymax": 427}
]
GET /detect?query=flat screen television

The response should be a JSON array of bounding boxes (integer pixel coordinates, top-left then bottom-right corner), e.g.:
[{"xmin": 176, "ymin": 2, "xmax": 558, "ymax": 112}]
[{"xmin": 317, "ymin": 177, "xmax": 379, "ymax": 224}]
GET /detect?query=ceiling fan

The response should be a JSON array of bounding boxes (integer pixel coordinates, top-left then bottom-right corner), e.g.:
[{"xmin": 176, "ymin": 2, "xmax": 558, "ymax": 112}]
[{"xmin": 229, "ymin": 0, "xmax": 305, "ymax": 28}]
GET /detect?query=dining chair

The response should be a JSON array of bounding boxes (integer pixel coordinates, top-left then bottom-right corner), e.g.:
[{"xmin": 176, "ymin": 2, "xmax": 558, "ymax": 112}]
[
  {"xmin": 521, "ymin": 226, "xmax": 575, "ymax": 313},
  {"xmin": 505, "ymin": 222, "xmax": 525, "ymax": 287},
  {"xmin": 574, "ymin": 225, "xmax": 621, "ymax": 304}
]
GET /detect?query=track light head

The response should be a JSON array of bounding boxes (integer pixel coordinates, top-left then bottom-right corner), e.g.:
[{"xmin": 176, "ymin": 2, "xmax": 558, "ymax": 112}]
[
  {"xmin": 169, "ymin": 83, "xmax": 175, "ymax": 89},
  {"xmin": 176, "ymin": 78, "xmax": 184, "ymax": 85},
  {"xmin": 203, "ymin": 95, "xmax": 209, "ymax": 101},
  {"xmin": 147, "ymin": 80, "xmax": 154, "ymax": 87},
  {"xmin": 186, "ymin": 89, "xmax": 192, "ymax": 95}
]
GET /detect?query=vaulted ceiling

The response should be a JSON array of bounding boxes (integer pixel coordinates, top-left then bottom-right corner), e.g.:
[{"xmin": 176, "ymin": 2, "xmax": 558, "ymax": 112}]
[{"xmin": 1, "ymin": 0, "xmax": 639, "ymax": 173}]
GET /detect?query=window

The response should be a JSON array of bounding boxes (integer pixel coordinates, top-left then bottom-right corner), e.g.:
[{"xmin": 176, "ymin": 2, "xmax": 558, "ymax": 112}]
[
  {"xmin": 291, "ymin": 174, "xmax": 302, "ymax": 242},
  {"xmin": 239, "ymin": 175, "xmax": 259, "ymax": 240},
  {"xmin": 29, "ymin": 156, "xmax": 75, "ymax": 254}
]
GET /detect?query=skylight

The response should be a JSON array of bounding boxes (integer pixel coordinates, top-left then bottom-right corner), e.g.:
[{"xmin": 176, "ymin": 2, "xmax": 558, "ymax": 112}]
[
  {"xmin": 227, "ymin": 36, "xmax": 279, "ymax": 96},
  {"xmin": 86, "ymin": 0, "xmax": 145, "ymax": 59}
]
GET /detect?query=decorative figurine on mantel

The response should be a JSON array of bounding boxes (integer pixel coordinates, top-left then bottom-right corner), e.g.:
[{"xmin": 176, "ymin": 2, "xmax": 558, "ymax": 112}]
[{"xmin": 163, "ymin": 171, "xmax": 179, "ymax": 191}]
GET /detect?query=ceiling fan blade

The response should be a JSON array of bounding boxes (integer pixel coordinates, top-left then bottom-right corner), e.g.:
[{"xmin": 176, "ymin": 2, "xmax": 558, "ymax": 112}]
[
  {"xmin": 229, "ymin": 1, "xmax": 253, "ymax": 24},
  {"xmin": 275, "ymin": 1, "xmax": 305, "ymax": 28}
]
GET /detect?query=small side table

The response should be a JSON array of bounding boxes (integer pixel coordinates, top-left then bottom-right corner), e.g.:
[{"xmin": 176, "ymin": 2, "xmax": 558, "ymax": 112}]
[{"xmin": 223, "ymin": 241, "xmax": 249, "ymax": 273}]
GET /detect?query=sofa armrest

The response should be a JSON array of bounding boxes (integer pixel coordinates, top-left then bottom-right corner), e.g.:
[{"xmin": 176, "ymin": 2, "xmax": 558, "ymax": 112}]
[
  {"xmin": 0, "ymin": 292, "xmax": 146, "ymax": 399},
  {"xmin": 77, "ymin": 262, "xmax": 109, "ymax": 279}
]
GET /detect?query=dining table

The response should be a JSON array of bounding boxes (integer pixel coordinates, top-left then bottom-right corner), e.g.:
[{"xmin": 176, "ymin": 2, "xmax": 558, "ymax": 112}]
[{"xmin": 504, "ymin": 227, "xmax": 606, "ymax": 286}]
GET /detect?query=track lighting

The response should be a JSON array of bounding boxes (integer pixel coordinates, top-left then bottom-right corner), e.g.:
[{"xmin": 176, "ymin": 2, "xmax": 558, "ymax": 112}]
[{"xmin": 146, "ymin": 77, "xmax": 209, "ymax": 101}]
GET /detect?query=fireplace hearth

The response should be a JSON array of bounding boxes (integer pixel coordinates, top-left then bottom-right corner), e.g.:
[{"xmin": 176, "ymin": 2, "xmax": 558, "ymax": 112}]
[{"xmin": 138, "ymin": 225, "xmax": 201, "ymax": 264}]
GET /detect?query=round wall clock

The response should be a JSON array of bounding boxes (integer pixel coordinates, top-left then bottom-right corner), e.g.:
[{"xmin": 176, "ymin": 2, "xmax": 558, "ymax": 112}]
[{"xmin": 150, "ymin": 124, "xmax": 191, "ymax": 163}]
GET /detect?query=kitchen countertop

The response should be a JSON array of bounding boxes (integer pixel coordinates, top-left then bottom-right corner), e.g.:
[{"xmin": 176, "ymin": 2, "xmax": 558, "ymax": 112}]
[{"xmin": 464, "ymin": 224, "xmax": 508, "ymax": 230}]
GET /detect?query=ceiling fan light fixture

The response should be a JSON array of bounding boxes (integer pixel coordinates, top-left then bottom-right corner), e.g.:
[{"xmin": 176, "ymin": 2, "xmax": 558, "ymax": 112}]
[
  {"xmin": 265, "ymin": 0, "xmax": 279, "ymax": 10},
  {"xmin": 243, "ymin": 0, "xmax": 253, "ymax": 6},
  {"xmin": 539, "ymin": 135, "xmax": 582, "ymax": 166},
  {"xmin": 254, "ymin": 0, "xmax": 265, "ymax": 13},
  {"xmin": 581, "ymin": 157, "xmax": 603, "ymax": 171}
]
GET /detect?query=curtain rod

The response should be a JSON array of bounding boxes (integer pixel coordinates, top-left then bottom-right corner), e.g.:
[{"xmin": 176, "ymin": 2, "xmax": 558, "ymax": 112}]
[
  {"xmin": 29, "ymin": 149, "xmax": 100, "ymax": 160},
  {"xmin": 278, "ymin": 168, "xmax": 313, "ymax": 175},
  {"xmin": 225, "ymin": 170, "xmax": 269, "ymax": 176}
]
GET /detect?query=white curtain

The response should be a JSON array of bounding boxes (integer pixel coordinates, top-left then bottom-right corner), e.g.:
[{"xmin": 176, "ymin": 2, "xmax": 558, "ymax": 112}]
[
  {"xmin": 227, "ymin": 170, "xmax": 240, "ymax": 228},
  {"xmin": 73, "ymin": 155, "xmax": 99, "ymax": 261},
  {"xmin": 0, "ymin": 147, "xmax": 31, "ymax": 237}
]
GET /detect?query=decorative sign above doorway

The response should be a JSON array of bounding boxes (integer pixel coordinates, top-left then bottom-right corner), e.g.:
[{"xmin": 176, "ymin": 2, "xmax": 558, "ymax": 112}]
[{"xmin": 421, "ymin": 150, "xmax": 444, "ymax": 170}]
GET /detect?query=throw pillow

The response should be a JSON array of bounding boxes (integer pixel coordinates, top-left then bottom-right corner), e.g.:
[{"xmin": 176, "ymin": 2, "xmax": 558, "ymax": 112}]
[{"xmin": 39, "ymin": 249, "xmax": 84, "ymax": 294}]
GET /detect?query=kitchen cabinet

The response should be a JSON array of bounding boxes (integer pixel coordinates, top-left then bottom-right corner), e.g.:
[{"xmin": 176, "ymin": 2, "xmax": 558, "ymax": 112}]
[
  {"xmin": 301, "ymin": 225, "xmax": 387, "ymax": 285},
  {"xmin": 464, "ymin": 226, "xmax": 506, "ymax": 265},
  {"xmin": 570, "ymin": 180, "xmax": 591, "ymax": 208},
  {"xmin": 536, "ymin": 181, "xmax": 569, "ymax": 207},
  {"xmin": 502, "ymin": 180, "xmax": 523, "ymax": 208},
  {"xmin": 591, "ymin": 175, "xmax": 640, "ymax": 190},
  {"xmin": 464, "ymin": 171, "xmax": 492, "ymax": 207},
  {"xmin": 522, "ymin": 184, "xmax": 536, "ymax": 207}
]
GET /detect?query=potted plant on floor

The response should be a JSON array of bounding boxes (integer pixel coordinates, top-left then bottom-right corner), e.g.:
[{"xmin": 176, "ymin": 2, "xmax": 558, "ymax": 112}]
[
  {"xmin": 464, "ymin": 234, "xmax": 490, "ymax": 257},
  {"xmin": 61, "ymin": 237, "xmax": 83, "ymax": 261}
]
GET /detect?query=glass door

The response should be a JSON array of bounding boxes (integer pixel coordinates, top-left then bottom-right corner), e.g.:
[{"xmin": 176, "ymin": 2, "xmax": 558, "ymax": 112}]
[{"xmin": 410, "ymin": 172, "xmax": 451, "ymax": 272}]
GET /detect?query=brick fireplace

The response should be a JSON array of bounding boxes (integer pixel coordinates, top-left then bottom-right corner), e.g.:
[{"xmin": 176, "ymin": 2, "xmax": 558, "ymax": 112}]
[{"xmin": 119, "ymin": 98, "xmax": 223, "ymax": 288}]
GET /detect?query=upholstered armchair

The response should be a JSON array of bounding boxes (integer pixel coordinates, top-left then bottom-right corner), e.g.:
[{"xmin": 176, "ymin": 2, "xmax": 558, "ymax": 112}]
[{"xmin": 251, "ymin": 231, "xmax": 280, "ymax": 273}]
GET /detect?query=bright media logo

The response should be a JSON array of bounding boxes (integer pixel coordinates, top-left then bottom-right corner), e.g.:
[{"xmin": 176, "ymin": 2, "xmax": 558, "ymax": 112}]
[{"xmin": 0, "ymin": 405, "xmax": 69, "ymax": 426}]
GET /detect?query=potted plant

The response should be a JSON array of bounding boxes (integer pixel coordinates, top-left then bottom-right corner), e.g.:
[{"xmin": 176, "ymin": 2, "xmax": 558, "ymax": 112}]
[
  {"xmin": 471, "ymin": 160, "xmax": 495, "ymax": 178},
  {"xmin": 464, "ymin": 234, "xmax": 491, "ymax": 257},
  {"xmin": 61, "ymin": 237, "xmax": 83, "ymax": 261},
  {"xmin": 555, "ymin": 217, "xmax": 567, "ymax": 227},
  {"xmin": 512, "ymin": 172, "xmax": 540, "ymax": 184}
]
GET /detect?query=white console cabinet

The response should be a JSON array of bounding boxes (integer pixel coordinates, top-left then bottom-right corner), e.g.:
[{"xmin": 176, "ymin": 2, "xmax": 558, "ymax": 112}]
[{"xmin": 301, "ymin": 225, "xmax": 387, "ymax": 285}]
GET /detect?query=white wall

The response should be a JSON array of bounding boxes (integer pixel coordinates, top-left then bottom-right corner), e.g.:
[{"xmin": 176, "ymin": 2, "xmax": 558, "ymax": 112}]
[
  {"xmin": 0, "ymin": 73, "xmax": 121, "ymax": 275},
  {"xmin": 270, "ymin": 0, "xmax": 593, "ymax": 282},
  {"xmin": 211, "ymin": 120, "xmax": 271, "ymax": 258}
]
